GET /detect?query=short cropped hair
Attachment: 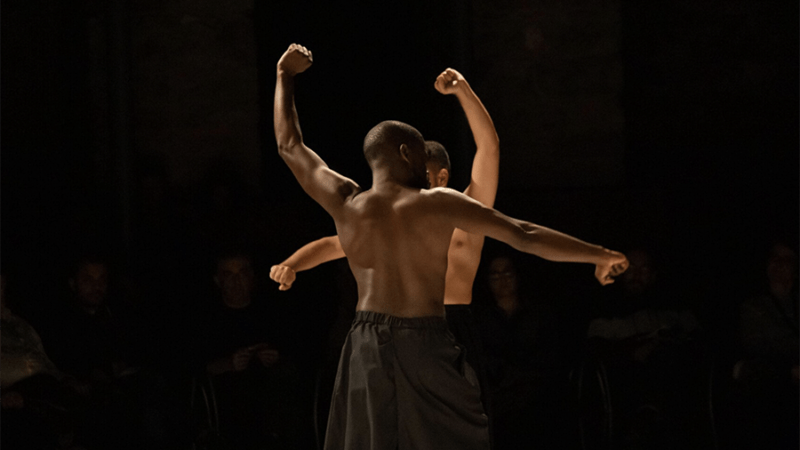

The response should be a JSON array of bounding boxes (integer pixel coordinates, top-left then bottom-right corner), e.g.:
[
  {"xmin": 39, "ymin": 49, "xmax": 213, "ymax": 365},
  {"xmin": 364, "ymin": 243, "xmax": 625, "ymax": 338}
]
[
  {"xmin": 363, "ymin": 120, "xmax": 425, "ymax": 164},
  {"xmin": 425, "ymin": 141, "xmax": 450, "ymax": 173}
]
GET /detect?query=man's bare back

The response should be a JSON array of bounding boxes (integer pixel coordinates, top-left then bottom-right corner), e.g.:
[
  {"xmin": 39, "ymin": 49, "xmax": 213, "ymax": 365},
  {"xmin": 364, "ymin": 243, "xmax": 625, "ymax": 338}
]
[{"xmin": 340, "ymin": 185, "xmax": 482, "ymax": 317}]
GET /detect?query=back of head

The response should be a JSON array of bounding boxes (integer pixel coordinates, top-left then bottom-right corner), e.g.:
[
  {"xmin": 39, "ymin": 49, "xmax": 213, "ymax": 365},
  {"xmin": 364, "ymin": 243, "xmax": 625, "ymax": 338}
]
[
  {"xmin": 425, "ymin": 141, "xmax": 451, "ymax": 174},
  {"xmin": 363, "ymin": 120, "xmax": 425, "ymax": 165}
]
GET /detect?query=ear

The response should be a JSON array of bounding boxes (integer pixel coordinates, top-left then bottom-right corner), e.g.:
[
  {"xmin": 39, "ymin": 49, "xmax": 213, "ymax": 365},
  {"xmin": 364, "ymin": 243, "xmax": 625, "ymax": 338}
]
[
  {"xmin": 399, "ymin": 143, "xmax": 411, "ymax": 163},
  {"xmin": 68, "ymin": 278, "xmax": 76, "ymax": 292},
  {"xmin": 437, "ymin": 168, "xmax": 450, "ymax": 187},
  {"xmin": 213, "ymin": 275, "xmax": 221, "ymax": 288}
]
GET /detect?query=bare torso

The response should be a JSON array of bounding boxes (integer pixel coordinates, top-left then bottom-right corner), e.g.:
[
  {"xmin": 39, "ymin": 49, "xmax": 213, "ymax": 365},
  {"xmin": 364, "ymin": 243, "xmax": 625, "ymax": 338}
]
[
  {"xmin": 336, "ymin": 185, "xmax": 457, "ymax": 317},
  {"xmin": 443, "ymin": 230, "xmax": 485, "ymax": 305}
]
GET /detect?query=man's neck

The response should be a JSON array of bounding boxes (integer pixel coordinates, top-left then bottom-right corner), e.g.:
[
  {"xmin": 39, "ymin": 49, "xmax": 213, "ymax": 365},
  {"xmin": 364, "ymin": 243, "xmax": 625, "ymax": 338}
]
[
  {"xmin": 370, "ymin": 163, "xmax": 419, "ymax": 191},
  {"xmin": 371, "ymin": 171, "xmax": 400, "ymax": 189}
]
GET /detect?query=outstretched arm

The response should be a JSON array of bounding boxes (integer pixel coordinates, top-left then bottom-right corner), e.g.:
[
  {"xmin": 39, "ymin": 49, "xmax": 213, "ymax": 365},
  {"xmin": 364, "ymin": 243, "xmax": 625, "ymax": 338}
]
[
  {"xmin": 435, "ymin": 68, "xmax": 499, "ymax": 207},
  {"xmin": 269, "ymin": 236, "xmax": 346, "ymax": 291},
  {"xmin": 431, "ymin": 188, "xmax": 629, "ymax": 285},
  {"xmin": 513, "ymin": 221, "xmax": 628, "ymax": 285},
  {"xmin": 274, "ymin": 44, "xmax": 359, "ymax": 216}
]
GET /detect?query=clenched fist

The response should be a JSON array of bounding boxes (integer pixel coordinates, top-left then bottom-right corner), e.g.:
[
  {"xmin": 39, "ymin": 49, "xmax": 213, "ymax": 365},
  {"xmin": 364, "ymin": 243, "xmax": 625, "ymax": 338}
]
[
  {"xmin": 277, "ymin": 43, "xmax": 313, "ymax": 76},
  {"xmin": 270, "ymin": 264, "xmax": 297, "ymax": 291},
  {"xmin": 434, "ymin": 68, "xmax": 468, "ymax": 95},
  {"xmin": 594, "ymin": 250, "xmax": 629, "ymax": 286}
]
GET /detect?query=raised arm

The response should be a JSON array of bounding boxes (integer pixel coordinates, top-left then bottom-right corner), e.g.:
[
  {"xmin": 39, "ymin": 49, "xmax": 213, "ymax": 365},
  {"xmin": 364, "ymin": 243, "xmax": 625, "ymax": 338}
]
[
  {"xmin": 274, "ymin": 44, "xmax": 359, "ymax": 216},
  {"xmin": 431, "ymin": 188, "xmax": 629, "ymax": 285},
  {"xmin": 435, "ymin": 68, "xmax": 499, "ymax": 207},
  {"xmin": 269, "ymin": 235, "xmax": 346, "ymax": 291}
]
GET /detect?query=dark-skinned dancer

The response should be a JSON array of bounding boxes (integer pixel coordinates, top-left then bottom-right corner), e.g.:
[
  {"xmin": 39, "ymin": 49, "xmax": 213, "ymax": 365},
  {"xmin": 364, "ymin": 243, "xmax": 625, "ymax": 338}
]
[{"xmin": 274, "ymin": 43, "xmax": 628, "ymax": 450}]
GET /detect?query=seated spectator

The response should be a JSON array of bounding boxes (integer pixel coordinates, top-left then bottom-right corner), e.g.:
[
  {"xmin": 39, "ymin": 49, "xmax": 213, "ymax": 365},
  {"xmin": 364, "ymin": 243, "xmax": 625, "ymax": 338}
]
[
  {"xmin": 35, "ymin": 252, "xmax": 174, "ymax": 450},
  {"xmin": 1, "ymin": 271, "xmax": 87, "ymax": 450},
  {"xmin": 586, "ymin": 246, "xmax": 706, "ymax": 449},
  {"xmin": 476, "ymin": 253, "xmax": 539, "ymax": 387},
  {"xmin": 37, "ymin": 253, "xmax": 146, "ymax": 377},
  {"xmin": 1, "ymin": 273, "xmax": 65, "ymax": 388},
  {"xmin": 193, "ymin": 249, "xmax": 313, "ymax": 450},
  {"xmin": 587, "ymin": 248, "xmax": 700, "ymax": 354},
  {"xmin": 475, "ymin": 252, "xmax": 576, "ymax": 449},
  {"xmin": 731, "ymin": 240, "xmax": 798, "ymax": 449}
]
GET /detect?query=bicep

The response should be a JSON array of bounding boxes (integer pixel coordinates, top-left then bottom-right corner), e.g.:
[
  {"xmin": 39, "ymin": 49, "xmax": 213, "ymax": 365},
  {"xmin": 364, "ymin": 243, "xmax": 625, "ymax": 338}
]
[
  {"xmin": 439, "ymin": 189, "xmax": 524, "ymax": 248},
  {"xmin": 286, "ymin": 235, "xmax": 346, "ymax": 272},
  {"xmin": 281, "ymin": 142, "xmax": 360, "ymax": 215},
  {"xmin": 309, "ymin": 166, "xmax": 360, "ymax": 214},
  {"xmin": 463, "ymin": 147, "xmax": 499, "ymax": 207},
  {"xmin": 312, "ymin": 235, "xmax": 347, "ymax": 264}
]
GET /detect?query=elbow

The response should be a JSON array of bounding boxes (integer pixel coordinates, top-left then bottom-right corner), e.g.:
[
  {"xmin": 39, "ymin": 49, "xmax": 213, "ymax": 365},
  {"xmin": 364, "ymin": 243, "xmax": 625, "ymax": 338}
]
[
  {"xmin": 274, "ymin": 119, "xmax": 303, "ymax": 157},
  {"xmin": 276, "ymin": 141, "xmax": 291, "ymax": 157},
  {"xmin": 514, "ymin": 222, "xmax": 541, "ymax": 253},
  {"xmin": 276, "ymin": 137, "xmax": 301, "ymax": 158},
  {"xmin": 486, "ymin": 131, "xmax": 499, "ymax": 149}
]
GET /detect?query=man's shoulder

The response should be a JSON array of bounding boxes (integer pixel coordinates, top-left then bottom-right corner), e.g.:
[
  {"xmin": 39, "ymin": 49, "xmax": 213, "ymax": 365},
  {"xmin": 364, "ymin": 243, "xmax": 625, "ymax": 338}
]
[
  {"xmin": 347, "ymin": 186, "xmax": 466, "ymax": 215},
  {"xmin": 427, "ymin": 186, "xmax": 460, "ymax": 195},
  {"xmin": 394, "ymin": 187, "xmax": 462, "ymax": 212},
  {"xmin": 417, "ymin": 186, "xmax": 464, "ymax": 203}
]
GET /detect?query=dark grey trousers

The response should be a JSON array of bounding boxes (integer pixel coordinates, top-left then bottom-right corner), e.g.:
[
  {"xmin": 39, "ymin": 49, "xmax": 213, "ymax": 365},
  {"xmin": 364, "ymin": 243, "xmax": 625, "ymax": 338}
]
[{"xmin": 324, "ymin": 311, "xmax": 490, "ymax": 450}]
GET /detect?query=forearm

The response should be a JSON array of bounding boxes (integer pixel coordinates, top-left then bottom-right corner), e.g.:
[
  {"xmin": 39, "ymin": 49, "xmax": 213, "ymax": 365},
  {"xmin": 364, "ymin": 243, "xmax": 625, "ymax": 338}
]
[
  {"xmin": 281, "ymin": 236, "xmax": 345, "ymax": 272},
  {"xmin": 274, "ymin": 70, "xmax": 303, "ymax": 153},
  {"xmin": 515, "ymin": 222, "xmax": 608, "ymax": 265}
]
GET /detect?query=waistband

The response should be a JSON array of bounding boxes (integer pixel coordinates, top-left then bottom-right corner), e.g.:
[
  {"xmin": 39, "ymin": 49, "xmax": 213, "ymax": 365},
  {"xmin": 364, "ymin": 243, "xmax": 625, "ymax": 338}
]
[{"xmin": 354, "ymin": 310, "xmax": 449, "ymax": 329}]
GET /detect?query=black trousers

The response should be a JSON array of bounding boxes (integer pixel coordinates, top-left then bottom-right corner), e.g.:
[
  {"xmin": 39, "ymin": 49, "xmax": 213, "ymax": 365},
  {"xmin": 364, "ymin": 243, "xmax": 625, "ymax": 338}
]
[{"xmin": 324, "ymin": 311, "xmax": 490, "ymax": 450}]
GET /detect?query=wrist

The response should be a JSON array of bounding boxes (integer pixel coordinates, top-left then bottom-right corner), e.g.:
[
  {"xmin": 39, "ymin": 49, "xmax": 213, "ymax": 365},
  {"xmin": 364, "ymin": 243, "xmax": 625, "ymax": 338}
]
[
  {"xmin": 276, "ymin": 67, "xmax": 296, "ymax": 79},
  {"xmin": 593, "ymin": 246, "xmax": 611, "ymax": 265},
  {"xmin": 454, "ymin": 81, "xmax": 473, "ymax": 98}
]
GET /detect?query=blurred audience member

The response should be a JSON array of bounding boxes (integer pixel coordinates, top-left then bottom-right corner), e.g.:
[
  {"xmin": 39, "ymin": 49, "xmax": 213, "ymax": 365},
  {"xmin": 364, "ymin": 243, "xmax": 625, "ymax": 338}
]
[
  {"xmin": 476, "ymin": 253, "xmax": 574, "ymax": 449},
  {"xmin": 477, "ymin": 254, "xmax": 539, "ymax": 385},
  {"xmin": 35, "ymin": 253, "xmax": 175, "ymax": 450},
  {"xmin": 39, "ymin": 254, "xmax": 141, "ymax": 384},
  {"xmin": 731, "ymin": 240, "xmax": 799, "ymax": 450},
  {"xmin": 587, "ymin": 248, "xmax": 700, "ymax": 360},
  {"xmin": 1, "ymin": 271, "xmax": 88, "ymax": 449},
  {"xmin": 2, "ymin": 272, "xmax": 66, "ymax": 389},
  {"xmin": 194, "ymin": 249, "xmax": 312, "ymax": 450},
  {"xmin": 586, "ymin": 246, "xmax": 706, "ymax": 450}
]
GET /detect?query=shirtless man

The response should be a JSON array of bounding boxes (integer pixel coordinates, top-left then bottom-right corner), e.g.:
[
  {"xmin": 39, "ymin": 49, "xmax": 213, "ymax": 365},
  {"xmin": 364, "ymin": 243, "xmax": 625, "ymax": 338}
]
[
  {"xmin": 270, "ymin": 66, "xmax": 498, "ymax": 305},
  {"xmin": 269, "ymin": 64, "xmax": 498, "ymax": 413},
  {"xmin": 274, "ymin": 44, "xmax": 628, "ymax": 450}
]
